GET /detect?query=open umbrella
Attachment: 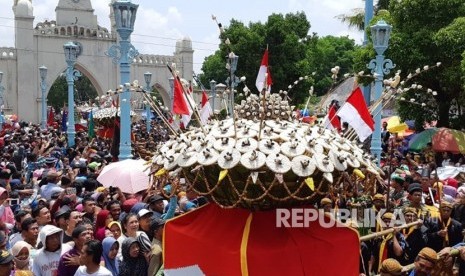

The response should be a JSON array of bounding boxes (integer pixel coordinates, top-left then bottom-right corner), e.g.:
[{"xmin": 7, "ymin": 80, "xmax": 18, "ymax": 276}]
[
  {"xmin": 408, "ymin": 128, "xmax": 438, "ymax": 152},
  {"xmin": 432, "ymin": 128, "xmax": 465, "ymax": 154},
  {"xmin": 96, "ymin": 159, "xmax": 150, "ymax": 194},
  {"xmin": 164, "ymin": 203, "xmax": 359, "ymax": 276}
]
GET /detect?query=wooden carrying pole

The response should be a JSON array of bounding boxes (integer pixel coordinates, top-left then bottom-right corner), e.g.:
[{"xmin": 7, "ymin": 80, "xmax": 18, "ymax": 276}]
[{"xmin": 359, "ymin": 220, "xmax": 422, "ymax": 242}]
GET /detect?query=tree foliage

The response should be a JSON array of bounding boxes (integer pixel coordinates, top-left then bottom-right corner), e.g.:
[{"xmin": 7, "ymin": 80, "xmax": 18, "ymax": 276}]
[
  {"xmin": 48, "ymin": 74, "xmax": 98, "ymax": 110},
  {"xmin": 388, "ymin": 0, "xmax": 465, "ymax": 129},
  {"xmin": 199, "ymin": 12, "xmax": 357, "ymax": 106}
]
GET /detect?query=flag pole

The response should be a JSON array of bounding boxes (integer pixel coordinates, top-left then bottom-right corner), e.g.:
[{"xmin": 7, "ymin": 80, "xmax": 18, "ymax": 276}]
[
  {"xmin": 257, "ymin": 45, "xmax": 269, "ymax": 141},
  {"xmin": 167, "ymin": 65, "xmax": 207, "ymax": 136},
  {"xmin": 139, "ymin": 92, "xmax": 179, "ymax": 136}
]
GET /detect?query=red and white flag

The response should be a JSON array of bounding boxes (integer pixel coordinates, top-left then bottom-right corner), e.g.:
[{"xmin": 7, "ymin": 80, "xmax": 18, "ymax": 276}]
[
  {"xmin": 337, "ymin": 87, "xmax": 374, "ymax": 142},
  {"xmin": 200, "ymin": 90, "xmax": 213, "ymax": 125},
  {"xmin": 323, "ymin": 104, "xmax": 341, "ymax": 131},
  {"xmin": 255, "ymin": 48, "xmax": 273, "ymax": 93},
  {"xmin": 173, "ymin": 78, "xmax": 190, "ymax": 115},
  {"xmin": 181, "ymin": 82, "xmax": 195, "ymax": 128}
]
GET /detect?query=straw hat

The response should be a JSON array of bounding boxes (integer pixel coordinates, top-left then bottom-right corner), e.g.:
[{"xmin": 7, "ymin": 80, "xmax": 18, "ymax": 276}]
[
  {"xmin": 258, "ymin": 139, "xmax": 281, "ymax": 155},
  {"xmin": 240, "ymin": 150, "xmax": 266, "ymax": 170},
  {"xmin": 314, "ymin": 155, "xmax": 334, "ymax": 173},
  {"xmin": 266, "ymin": 153, "xmax": 291, "ymax": 174},
  {"xmin": 379, "ymin": 258, "xmax": 403, "ymax": 275},
  {"xmin": 197, "ymin": 148, "xmax": 219, "ymax": 166},
  {"xmin": 213, "ymin": 137, "xmax": 236, "ymax": 152},
  {"xmin": 281, "ymin": 140, "xmax": 306, "ymax": 158},
  {"xmin": 236, "ymin": 138, "xmax": 258, "ymax": 153},
  {"xmin": 320, "ymin": 198, "xmax": 332, "ymax": 206},
  {"xmin": 417, "ymin": 247, "xmax": 438, "ymax": 264},
  {"xmin": 218, "ymin": 149, "xmax": 241, "ymax": 169},
  {"xmin": 177, "ymin": 151, "xmax": 198, "ymax": 168},
  {"xmin": 291, "ymin": 155, "xmax": 316, "ymax": 177}
]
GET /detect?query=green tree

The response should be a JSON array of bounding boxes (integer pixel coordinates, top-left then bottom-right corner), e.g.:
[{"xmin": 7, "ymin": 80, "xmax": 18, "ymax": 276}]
[
  {"xmin": 388, "ymin": 0, "xmax": 465, "ymax": 128},
  {"xmin": 200, "ymin": 12, "xmax": 357, "ymax": 106},
  {"xmin": 48, "ymin": 73, "xmax": 98, "ymax": 110}
]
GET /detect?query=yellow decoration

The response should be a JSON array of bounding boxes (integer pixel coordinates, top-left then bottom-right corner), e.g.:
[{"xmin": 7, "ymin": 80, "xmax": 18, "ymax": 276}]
[
  {"xmin": 305, "ymin": 177, "xmax": 314, "ymax": 191},
  {"xmin": 155, "ymin": 168, "xmax": 167, "ymax": 177},
  {"xmin": 353, "ymin": 169, "xmax": 365, "ymax": 179},
  {"xmin": 218, "ymin": 169, "xmax": 228, "ymax": 182}
]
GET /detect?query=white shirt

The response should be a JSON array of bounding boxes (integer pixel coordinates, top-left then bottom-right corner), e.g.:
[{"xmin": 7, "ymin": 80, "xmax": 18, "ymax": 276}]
[{"xmin": 74, "ymin": 266, "xmax": 113, "ymax": 276}]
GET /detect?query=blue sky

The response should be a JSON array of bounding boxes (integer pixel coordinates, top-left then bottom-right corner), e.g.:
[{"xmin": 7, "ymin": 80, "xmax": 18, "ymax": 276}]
[{"xmin": 0, "ymin": 0, "xmax": 366, "ymax": 73}]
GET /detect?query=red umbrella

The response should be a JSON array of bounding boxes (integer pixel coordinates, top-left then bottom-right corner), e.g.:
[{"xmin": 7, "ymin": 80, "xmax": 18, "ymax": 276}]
[
  {"xmin": 432, "ymin": 128, "xmax": 465, "ymax": 154},
  {"xmin": 164, "ymin": 204, "xmax": 359, "ymax": 276}
]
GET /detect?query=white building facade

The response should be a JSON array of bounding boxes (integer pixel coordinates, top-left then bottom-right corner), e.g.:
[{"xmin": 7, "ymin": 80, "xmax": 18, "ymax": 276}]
[{"xmin": 0, "ymin": 0, "xmax": 193, "ymax": 123}]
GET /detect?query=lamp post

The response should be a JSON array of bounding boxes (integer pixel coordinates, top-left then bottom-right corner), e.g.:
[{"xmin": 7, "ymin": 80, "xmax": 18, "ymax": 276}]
[
  {"xmin": 0, "ymin": 71, "xmax": 4, "ymax": 131},
  {"xmin": 144, "ymin": 72, "xmax": 152, "ymax": 133},
  {"xmin": 39, "ymin": 66, "xmax": 48, "ymax": 130},
  {"xmin": 368, "ymin": 20, "xmax": 395, "ymax": 165},
  {"xmin": 210, "ymin": 80, "xmax": 216, "ymax": 113},
  {"xmin": 106, "ymin": 0, "xmax": 139, "ymax": 160},
  {"xmin": 63, "ymin": 41, "xmax": 81, "ymax": 147},
  {"xmin": 215, "ymin": 83, "xmax": 226, "ymax": 114},
  {"xmin": 226, "ymin": 52, "xmax": 239, "ymax": 116}
]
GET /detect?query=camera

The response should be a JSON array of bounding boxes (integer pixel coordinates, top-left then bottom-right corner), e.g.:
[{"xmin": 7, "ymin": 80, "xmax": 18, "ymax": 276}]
[{"xmin": 109, "ymin": 186, "xmax": 116, "ymax": 194}]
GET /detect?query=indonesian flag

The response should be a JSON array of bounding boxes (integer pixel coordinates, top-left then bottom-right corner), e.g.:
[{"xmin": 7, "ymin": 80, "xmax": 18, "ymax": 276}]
[
  {"xmin": 173, "ymin": 78, "xmax": 190, "ymax": 115},
  {"xmin": 181, "ymin": 82, "xmax": 195, "ymax": 128},
  {"xmin": 47, "ymin": 107, "xmax": 54, "ymax": 126},
  {"xmin": 337, "ymin": 87, "xmax": 374, "ymax": 142},
  {"xmin": 255, "ymin": 49, "xmax": 273, "ymax": 93},
  {"xmin": 164, "ymin": 204, "xmax": 359, "ymax": 275},
  {"xmin": 323, "ymin": 104, "xmax": 341, "ymax": 130},
  {"xmin": 200, "ymin": 91, "xmax": 213, "ymax": 125}
]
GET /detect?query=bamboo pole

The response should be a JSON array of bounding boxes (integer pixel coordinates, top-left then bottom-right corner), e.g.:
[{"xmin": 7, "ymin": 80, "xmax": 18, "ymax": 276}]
[
  {"xmin": 140, "ymin": 92, "xmax": 179, "ymax": 136},
  {"xmin": 166, "ymin": 65, "xmax": 208, "ymax": 136},
  {"xmin": 359, "ymin": 220, "xmax": 422, "ymax": 242}
]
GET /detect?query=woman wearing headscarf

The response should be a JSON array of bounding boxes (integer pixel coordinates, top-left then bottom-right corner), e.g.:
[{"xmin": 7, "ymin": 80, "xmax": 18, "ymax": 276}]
[
  {"xmin": 0, "ymin": 187, "xmax": 15, "ymax": 229},
  {"xmin": 11, "ymin": 241, "xmax": 33, "ymax": 276},
  {"xmin": 94, "ymin": 209, "xmax": 112, "ymax": 241},
  {"xmin": 102, "ymin": 237, "xmax": 120, "ymax": 276},
  {"xmin": 119, "ymin": 237, "xmax": 148, "ymax": 276}
]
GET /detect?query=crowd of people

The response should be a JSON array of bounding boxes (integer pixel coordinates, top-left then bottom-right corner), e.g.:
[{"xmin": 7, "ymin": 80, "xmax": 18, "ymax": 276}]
[
  {"xmin": 322, "ymin": 124, "xmax": 465, "ymax": 276},
  {"xmin": 0, "ymin": 120, "xmax": 204, "ymax": 276},
  {"xmin": 1, "ymin": 115, "xmax": 465, "ymax": 276}
]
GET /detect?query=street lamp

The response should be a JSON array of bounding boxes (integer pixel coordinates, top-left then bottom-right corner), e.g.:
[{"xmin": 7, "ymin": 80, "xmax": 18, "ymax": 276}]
[
  {"xmin": 144, "ymin": 72, "xmax": 152, "ymax": 133},
  {"xmin": 226, "ymin": 52, "xmax": 239, "ymax": 116},
  {"xmin": 106, "ymin": 0, "xmax": 139, "ymax": 160},
  {"xmin": 367, "ymin": 20, "xmax": 395, "ymax": 164},
  {"xmin": 210, "ymin": 80, "xmax": 216, "ymax": 112},
  {"xmin": 39, "ymin": 66, "xmax": 48, "ymax": 130},
  {"xmin": 0, "ymin": 71, "xmax": 4, "ymax": 131},
  {"xmin": 63, "ymin": 41, "xmax": 81, "ymax": 147}
]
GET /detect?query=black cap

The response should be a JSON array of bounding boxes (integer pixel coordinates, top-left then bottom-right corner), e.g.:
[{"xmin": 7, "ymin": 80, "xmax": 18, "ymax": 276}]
[
  {"xmin": 72, "ymin": 225, "xmax": 87, "ymax": 239},
  {"xmin": 149, "ymin": 218, "xmax": 165, "ymax": 232},
  {"xmin": 0, "ymin": 250, "xmax": 14, "ymax": 265},
  {"xmin": 408, "ymin": 183, "xmax": 422, "ymax": 194},
  {"xmin": 148, "ymin": 195, "xmax": 164, "ymax": 204},
  {"xmin": 54, "ymin": 205, "xmax": 71, "ymax": 219}
]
